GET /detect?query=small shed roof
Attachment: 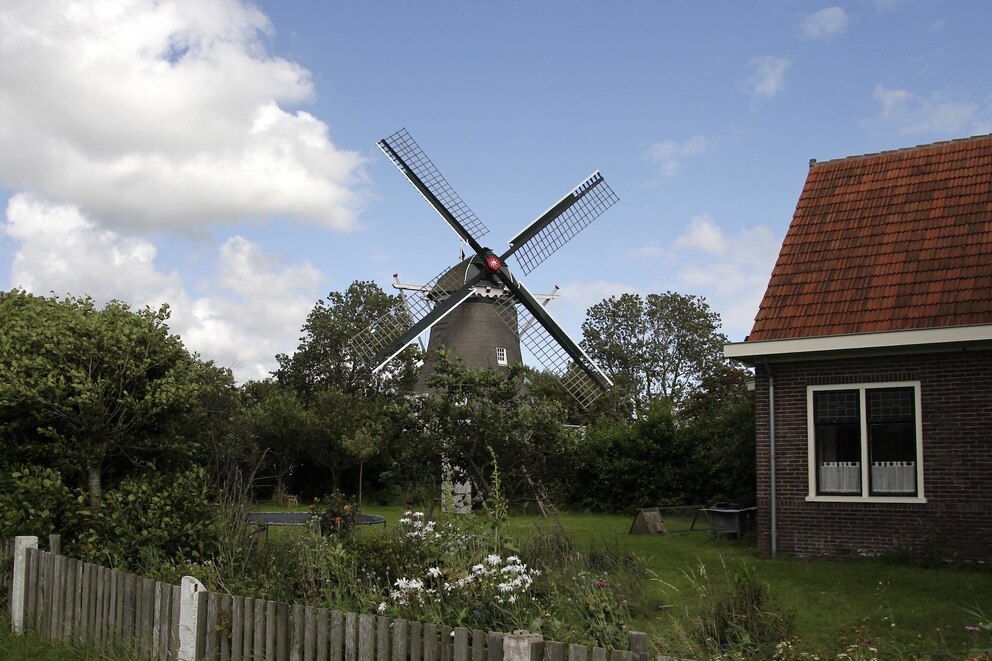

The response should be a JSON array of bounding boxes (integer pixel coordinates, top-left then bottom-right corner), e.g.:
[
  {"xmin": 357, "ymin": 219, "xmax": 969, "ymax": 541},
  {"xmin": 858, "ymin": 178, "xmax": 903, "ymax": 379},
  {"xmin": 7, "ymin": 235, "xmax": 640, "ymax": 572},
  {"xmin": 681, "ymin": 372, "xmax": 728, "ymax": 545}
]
[{"xmin": 748, "ymin": 134, "xmax": 992, "ymax": 342}]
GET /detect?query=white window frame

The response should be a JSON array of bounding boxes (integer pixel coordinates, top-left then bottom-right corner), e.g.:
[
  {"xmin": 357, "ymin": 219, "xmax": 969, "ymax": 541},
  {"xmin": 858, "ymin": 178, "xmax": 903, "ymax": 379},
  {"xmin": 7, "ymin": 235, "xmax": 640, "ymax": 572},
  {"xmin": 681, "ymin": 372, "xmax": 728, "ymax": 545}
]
[
  {"xmin": 495, "ymin": 346, "xmax": 508, "ymax": 366},
  {"xmin": 806, "ymin": 381, "xmax": 926, "ymax": 503}
]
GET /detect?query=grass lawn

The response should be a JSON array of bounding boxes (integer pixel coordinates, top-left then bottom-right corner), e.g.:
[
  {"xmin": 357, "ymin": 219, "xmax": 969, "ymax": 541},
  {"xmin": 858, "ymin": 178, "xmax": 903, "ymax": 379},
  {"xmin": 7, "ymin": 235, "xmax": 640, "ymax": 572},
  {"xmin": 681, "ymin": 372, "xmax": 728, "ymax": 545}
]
[{"xmin": 332, "ymin": 505, "xmax": 992, "ymax": 657}]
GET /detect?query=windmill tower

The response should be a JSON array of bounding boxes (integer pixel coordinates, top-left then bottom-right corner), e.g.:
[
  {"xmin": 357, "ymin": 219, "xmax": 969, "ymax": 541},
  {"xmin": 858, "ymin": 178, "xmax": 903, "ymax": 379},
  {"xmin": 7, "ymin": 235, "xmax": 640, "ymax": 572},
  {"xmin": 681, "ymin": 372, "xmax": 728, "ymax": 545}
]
[{"xmin": 351, "ymin": 128, "xmax": 619, "ymax": 407}]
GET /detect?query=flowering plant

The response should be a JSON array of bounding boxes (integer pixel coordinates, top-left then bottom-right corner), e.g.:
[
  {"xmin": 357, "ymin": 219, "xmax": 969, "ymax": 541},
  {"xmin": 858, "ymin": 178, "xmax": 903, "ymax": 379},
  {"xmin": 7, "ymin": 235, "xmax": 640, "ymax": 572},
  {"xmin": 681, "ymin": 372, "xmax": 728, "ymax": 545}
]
[{"xmin": 312, "ymin": 490, "xmax": 360, "ymax": 538}]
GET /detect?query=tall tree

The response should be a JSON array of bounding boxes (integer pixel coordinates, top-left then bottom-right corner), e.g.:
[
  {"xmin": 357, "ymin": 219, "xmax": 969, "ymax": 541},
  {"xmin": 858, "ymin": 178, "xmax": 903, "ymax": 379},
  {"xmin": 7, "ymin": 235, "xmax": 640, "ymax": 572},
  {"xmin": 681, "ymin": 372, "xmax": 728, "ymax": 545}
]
[
  {"xmin": 409, "ymin": 352, "xmax": 571, "ymax": 506},
  {"xmin": 270, "ymin": 281, "xmax": 420, "ymax": 497},
  {"xmin": 0, "ymin": 290, "xmax": 204, "ymax": 507},
  {"xmin": 274, "ymin": 281, "xmax": 419, "ymax": 398},
  {"xmin": 581, "ymin": 292, "xmax": 726, "ymax": 413}
]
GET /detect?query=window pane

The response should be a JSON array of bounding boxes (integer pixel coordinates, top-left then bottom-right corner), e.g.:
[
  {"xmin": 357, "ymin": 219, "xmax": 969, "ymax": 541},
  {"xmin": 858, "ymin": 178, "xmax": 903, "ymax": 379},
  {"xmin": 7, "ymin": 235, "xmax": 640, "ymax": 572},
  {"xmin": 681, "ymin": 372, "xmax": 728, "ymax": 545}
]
[
  {"xmin": 814, "ymin": 391, "xmax": 861, "ymax": 494},
  {"xmin": 814, "ymin": 390, "xmax": 859, "ymax": 423},
  {"xmin": 868, "ymin": 388, "xmax": 917, "ymax": 495}
]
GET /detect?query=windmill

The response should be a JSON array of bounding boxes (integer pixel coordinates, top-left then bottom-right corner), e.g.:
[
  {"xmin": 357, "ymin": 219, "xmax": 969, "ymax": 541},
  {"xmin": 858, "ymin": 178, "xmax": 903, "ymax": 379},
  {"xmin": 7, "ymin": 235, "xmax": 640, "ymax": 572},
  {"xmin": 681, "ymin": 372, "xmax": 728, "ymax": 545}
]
[{"xmin": 350, "ymin": 128, "xmax": 619, "ymax": 408}]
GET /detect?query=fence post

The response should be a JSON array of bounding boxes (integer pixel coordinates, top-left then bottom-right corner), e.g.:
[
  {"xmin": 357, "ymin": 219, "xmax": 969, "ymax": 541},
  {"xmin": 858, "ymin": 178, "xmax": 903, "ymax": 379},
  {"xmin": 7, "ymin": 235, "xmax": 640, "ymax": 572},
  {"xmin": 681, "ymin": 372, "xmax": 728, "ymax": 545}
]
[
  {"xmin": 11, "ymin": 535, "xmax": 39, "ymax": 634},
  {"xmin": 177, "ymin": 575, "xmax": 206, "ymax": 661},
  {"xmin": 502, "ymin": 631, "xmax": 543, "ymax": 661}
]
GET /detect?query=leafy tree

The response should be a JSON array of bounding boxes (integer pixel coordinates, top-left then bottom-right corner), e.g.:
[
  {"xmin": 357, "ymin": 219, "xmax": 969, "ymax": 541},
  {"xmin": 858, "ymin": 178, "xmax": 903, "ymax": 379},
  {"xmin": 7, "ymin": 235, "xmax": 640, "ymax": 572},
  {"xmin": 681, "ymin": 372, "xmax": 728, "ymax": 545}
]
[
  {"xmin": 274, "ymin": 281, "xmax": 419, "ymax": 398},
  {"xmin": 240, "ymin": 379, "xmax": 315, "ymax": 497},
  {"xmin": 0, "ymin": 290, "xmax": 205, "ymax": 507},
  {"xmin": 581, "ymin": 292, "xmax": 726, "ymax": 414},
  {"xmin": 409, "ymin": 352, "xmax": 572, "ymax": 506},
  {"xmin": 271, "ymin": 281, "xmax": 422, "ymax": 499},
  {"xmin": 680, "ymin": 363, "xmax": 756, "ymax": 505},
  {"xmin": 565, "ymin": 399, "xmax": 704, "ymax": 511}
]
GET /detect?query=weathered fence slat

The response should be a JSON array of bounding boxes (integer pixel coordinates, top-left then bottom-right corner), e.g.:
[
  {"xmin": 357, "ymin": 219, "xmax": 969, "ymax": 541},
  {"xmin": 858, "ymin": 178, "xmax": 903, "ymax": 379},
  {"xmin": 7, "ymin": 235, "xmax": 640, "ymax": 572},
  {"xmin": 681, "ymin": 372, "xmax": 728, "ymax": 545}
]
[
  {"xmin": 439, "ymin": 625, "xmax": 452, "ymax": 661},
  {"xmin": 410, "ymin": 621, "xmax": 423, "ymax": 661},
  {"xmin": 24, "ymin": 548, "xmax": 37, "ymax": 632},
  {"xmin": 316, "ymin": 608, "xmax": 330, "ymax": 661},
  {"xmin": 204, "ymin": 591, "xmax": 220, "ymax": 661},
  {"xmin": 453, "ymin": 628, "xmax": 469, "ymax": 661},
  {"xmin": 423, "ymin": 623, "xmax": 439, "ymax": 661},
  {"xmin": 304, "ymin": 605, "xmax": 317, "ymax": 661},
  {"xmin": 232, "ymin": 594, "xmax": 245, "ymax": 661},
  {"xmin": 291, "ymin": 603, "xmax": 305, "ymax": 661},
  {"xmin": 254, "ymin": 598, "xmax": 267, "ymax": 660},
  {"xmin": 344, "ymin": 611, "xmax": 358, "ymax": 661},
  {"xmin": 254, "ymin": 596, "xmax": 266, "ymax": 660},
  {"xmin": 331, "ymin": 610, "xmax": 345, "ymax": 661},
  {"xmin": 142, "ymin": 577, "xmax": 156, "ymax": 657},
  {"xmin": 545, "ymin": 641, "xmax": 566, "ymax": 661},
  {"xmin": 471, "ymin": 629, "xmax": 485, "ymax": 661},
  {"xmin": 358, "ymin": 613, "xmax": 375, "ymax": 661},
  {"xmin": 591, "ymin": 647, "xmax": 608, "ymax": 661},
  {"xmin": 50, "ymin": 553, "xmax": 64, "ymax": 641},
  {"xmin": 125, "ymin": 572, "xmax": 139, "ymax": 644},
  {"xmin": 278, "ymin": 601, "xmax": 291, "ymax": 661},
  {"xmin": 569, "ymin": 644, "xmax": 589, "ymax": 661},
  {"xmin": 392, "ymin": 618, "xmax": 408, "ymax": 661},
  {"xmin": 486, "ymin": 632, "xmax": 503, "ymax": 661},
  {"xmin": 376, "ymin": 615, "xmax": 391, "ymax": 661},
  {"xmin": 219, "ymin": 593, "xmax": 233, "ymax": 661},
  {"xmin": 266, "ymin": 600, "xmax": 277, "ymax": 660}
]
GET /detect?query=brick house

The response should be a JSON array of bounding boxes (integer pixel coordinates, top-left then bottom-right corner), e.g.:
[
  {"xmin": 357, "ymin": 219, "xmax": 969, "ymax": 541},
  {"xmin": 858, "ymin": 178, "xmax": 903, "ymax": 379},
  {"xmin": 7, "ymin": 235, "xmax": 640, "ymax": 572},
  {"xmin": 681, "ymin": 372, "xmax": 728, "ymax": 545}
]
[{"xmin": 725, "ymin": 134, "xmax": 992, "ymax": 561}]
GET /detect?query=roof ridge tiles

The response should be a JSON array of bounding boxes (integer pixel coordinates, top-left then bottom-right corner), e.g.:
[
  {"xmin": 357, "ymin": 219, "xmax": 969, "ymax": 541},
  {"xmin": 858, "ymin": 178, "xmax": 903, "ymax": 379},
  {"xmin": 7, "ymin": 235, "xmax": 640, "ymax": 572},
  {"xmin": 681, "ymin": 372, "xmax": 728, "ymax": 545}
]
[{"xmin": 808, "ymin": 133, "xmax": 992, "ymax": 169}]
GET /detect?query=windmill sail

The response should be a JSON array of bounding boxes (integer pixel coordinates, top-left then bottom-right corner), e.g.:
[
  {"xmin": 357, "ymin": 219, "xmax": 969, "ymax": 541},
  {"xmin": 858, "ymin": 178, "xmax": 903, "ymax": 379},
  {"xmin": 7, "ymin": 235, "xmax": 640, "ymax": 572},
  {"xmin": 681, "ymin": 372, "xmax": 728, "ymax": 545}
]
[
  {"xmin": 505, "ymin": 172, "xmax": 619, "ymax": 275},
  {"xmin": 492, "ymin": 279, "xmax": 612, "ymax": 407},
  {"xmin": 378, "ymin": 129, "xmax": 490, "ymax": 245}
]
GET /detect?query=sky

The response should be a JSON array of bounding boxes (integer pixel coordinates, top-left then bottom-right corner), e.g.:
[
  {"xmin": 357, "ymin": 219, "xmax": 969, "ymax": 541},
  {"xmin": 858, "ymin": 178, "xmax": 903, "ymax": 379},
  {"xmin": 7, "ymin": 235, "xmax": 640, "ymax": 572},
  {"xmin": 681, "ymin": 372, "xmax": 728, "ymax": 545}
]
[{"xmin": 2, "ymin": 0, "xmax": 991, "ymax": 383}]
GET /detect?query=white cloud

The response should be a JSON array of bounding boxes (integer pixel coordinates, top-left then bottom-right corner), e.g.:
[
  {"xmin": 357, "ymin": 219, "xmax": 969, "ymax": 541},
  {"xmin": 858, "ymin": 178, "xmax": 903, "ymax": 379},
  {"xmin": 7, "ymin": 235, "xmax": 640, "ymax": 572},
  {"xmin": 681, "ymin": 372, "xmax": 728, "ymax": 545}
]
[
  {"xmin": 872, "ymin": 85, "xmax": 991, "ymax": 135},
  {"xmin": 673, "ymin": 214, "xmax": 732, "ymax": 255},
  {"xmin": 3, "ymin": 194, "xmax": 322, "ymax": 382},
  {"xmin": 645, "ymin": 136, "xmax": 715, "ymax": 178},
  {"xmin": 746, "ymin": 56, "xmax": 790, "ymax": 99},
  {"xmin": 0, "ymin": 0, "xmax": 366, "ymax": 231},
  {"xmin": 801, "ymin": 7, "xmax": 850, "ymax": 40},
  {"xmin": 672, "ymin": 216, "xmax": 781, "ymax": 340}
]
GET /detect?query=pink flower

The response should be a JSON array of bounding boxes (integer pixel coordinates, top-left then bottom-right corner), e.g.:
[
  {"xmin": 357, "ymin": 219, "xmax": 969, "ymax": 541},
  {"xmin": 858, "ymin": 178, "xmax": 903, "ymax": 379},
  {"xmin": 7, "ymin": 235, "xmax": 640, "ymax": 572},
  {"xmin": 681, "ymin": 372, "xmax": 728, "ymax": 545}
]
[
  {"xmin": 595, "ymin": 581, "xmax": 606, "ymax": 588},
  {"xmin": 965, "ymin": 626, "xmax": 980, "ymax": 633}
]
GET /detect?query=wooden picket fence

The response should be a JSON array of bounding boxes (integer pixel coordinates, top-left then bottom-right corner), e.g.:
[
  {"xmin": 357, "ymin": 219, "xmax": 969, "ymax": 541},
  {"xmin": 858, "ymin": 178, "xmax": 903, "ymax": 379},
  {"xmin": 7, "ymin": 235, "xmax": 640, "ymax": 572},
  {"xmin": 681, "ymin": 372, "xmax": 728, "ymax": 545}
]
[
  {"xmin": 19, "ymin": 546, "xmax": 181, "ymax": 658},
  {"xmin": 9, "ymin": 544, "xmax": 691, "ymax": 661}
]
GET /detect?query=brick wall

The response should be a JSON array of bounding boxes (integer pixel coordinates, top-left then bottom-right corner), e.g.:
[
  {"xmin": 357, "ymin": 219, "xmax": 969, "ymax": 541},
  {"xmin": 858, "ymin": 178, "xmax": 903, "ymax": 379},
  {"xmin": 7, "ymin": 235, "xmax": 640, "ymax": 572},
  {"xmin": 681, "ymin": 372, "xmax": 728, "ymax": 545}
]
[{"xmin": 753, "ymin": 349, "xmax": 992, "ymax": 561}]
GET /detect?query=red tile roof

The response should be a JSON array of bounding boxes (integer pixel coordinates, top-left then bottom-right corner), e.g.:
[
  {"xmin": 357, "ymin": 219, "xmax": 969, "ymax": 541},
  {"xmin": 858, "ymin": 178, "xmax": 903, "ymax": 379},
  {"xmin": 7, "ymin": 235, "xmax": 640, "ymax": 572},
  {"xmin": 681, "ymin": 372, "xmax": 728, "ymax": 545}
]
[{"xmin": 749, "ymin": 134, "xmax": 992, "ymax": 342}]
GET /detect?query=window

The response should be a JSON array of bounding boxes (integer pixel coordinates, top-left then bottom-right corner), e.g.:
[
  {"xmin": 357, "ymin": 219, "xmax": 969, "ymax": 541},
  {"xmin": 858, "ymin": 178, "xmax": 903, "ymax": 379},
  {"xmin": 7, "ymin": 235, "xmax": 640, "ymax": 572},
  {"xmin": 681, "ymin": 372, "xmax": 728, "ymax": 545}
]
[
  {"xmin": 807, "ymin": 382, "xmax": 924, "ymax": 501},
  {"xmin": 495, "ymin": 346, "xmax": 508, "ymax": 366}
]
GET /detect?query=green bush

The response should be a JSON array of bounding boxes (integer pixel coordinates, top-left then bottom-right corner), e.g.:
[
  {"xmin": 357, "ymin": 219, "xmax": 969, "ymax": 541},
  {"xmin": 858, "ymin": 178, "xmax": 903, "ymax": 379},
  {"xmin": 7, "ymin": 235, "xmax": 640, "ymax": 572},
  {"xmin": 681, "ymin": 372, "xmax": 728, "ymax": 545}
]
[
  {"xmin": 0, "ymin": 465, "xmax": 75, "ymax": 539},
  {"xmin": 71, "ymin": 466, "xmax": 219, "ymax": 570}
]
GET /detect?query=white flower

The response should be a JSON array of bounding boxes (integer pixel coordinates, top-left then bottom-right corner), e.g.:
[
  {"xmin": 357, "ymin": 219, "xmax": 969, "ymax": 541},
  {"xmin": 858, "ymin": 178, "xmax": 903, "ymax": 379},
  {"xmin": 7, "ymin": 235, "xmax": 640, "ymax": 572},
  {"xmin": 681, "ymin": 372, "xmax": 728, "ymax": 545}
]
[
  {"xmin": 498, "ymin": 582, "xmax": 514, "ymax": 593},
  {"xmin": 486, "ymin": 554, "xmax": 501, "ymax": 565},
  {"xmin": 377, "ymin": 602, "xmax": 387, "ymax": 614},
  {"xmin": 427, "ymin": 567, "xmax": 442, "ymax": 578},
  {"xmin": 508, "ymin": 595, "xmax": 516, "ymax": 603},
  {"xmin": 506, "ymin": 555, "xmax": 520, "ymax": 563},
  {"xmin": 471, "ymin": 564, "xmax": 485, "ymax": 574}
]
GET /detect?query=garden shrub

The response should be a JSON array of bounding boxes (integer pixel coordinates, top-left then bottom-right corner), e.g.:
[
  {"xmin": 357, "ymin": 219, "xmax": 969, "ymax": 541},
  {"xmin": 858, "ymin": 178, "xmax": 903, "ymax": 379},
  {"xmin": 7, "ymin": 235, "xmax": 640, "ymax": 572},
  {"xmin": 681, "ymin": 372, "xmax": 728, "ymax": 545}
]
[
  {"xmin": 0, "ymin": 465, "xmax": 75, "ymax": 539},
  {"xmin": 71, "ymin": 466, "xmax": 219, "ymax": 570}
]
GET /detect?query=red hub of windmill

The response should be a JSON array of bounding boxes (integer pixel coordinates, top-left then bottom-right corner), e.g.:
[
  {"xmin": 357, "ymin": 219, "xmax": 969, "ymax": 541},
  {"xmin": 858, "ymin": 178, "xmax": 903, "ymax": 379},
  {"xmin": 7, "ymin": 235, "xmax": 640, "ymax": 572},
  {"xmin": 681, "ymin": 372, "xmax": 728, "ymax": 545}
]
[{"xmin": 483, "ymin": 254, "xmax": 502, "ymax": 273}]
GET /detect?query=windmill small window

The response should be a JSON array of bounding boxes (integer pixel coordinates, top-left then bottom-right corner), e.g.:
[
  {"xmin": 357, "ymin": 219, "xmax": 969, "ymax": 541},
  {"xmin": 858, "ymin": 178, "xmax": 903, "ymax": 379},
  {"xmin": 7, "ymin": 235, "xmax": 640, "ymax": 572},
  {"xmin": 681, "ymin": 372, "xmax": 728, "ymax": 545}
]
[{"xmin": 496, "ymin": 346, "xmax": 508, "ymax": 366}]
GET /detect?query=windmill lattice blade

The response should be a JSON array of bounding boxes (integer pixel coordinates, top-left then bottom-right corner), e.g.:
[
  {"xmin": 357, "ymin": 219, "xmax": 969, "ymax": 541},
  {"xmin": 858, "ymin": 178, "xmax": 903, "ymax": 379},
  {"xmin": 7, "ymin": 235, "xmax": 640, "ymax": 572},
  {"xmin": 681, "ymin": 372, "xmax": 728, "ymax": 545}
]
[
  {"xmin": 493, "ymin": 287, "xmax": 610, "ymax": 409},
  {"xmin": 509, "ymin": 172, "xmax": 619, "ymax": 275},
  {"xmin": 378, "ymin": 129, "xmax": 490, "ymax": 244},
  {"xmin": 349, "ymin": 264, "xmax": 474, "ymax": 369}
]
